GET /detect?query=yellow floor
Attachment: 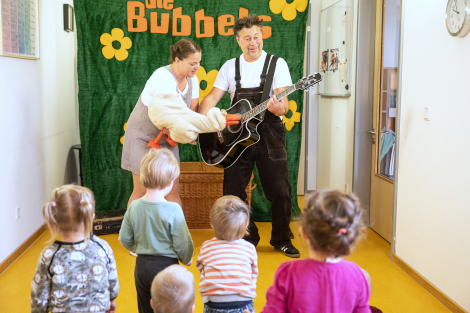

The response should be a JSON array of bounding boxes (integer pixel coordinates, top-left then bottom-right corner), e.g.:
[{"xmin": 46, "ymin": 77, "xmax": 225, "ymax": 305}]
[{"xmin": 0, "ymin": 198, "xmax": 450, "ymax": 312}]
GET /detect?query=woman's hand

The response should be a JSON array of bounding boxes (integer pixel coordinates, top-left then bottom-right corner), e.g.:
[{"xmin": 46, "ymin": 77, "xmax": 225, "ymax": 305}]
[{"xmin": 162, "ymin": 127, "xmax": 170, "ymax": 136}]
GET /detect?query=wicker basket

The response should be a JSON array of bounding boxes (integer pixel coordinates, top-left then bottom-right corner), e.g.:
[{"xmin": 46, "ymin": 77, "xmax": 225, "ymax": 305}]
[{"xmin": 179, "ymin": 162, "xmax": 255, "ymax": 229}]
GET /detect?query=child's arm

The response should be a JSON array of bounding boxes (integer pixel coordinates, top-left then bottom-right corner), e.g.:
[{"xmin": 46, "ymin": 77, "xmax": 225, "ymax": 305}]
[
  {"xmin": 30, "ymin": 251, "xmax": 52, "ymax": 313},
  {"xmin": 118, "ymin": 208, "xmax": 136, "ymax": 252},
  {"xmin": 353, "ymin": 267, "xmax": 373, "ymax": 313},
  {"xmin": 105, "ymin": 242, "xmax": 120, "ymax": 303},
  {"xmin": 171, "ymin": 208, "xmax": 194, "ymax": 265},
  {"xmin": 251, "ymin": 248, "xmax": 259, "ymax": 285},
  {"xmin": 360, "ymin": 267, "xmax": 372, "ymax": 294},
  {"xmin": 196, "ymin": 247, "xmax": 203, "ymax": 271}
]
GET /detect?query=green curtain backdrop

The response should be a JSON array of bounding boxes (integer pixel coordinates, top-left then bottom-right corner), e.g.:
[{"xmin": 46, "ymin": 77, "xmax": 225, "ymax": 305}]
[{"xmin": 74, "ymin": 0, "xmax": 308, "ymax": 221}]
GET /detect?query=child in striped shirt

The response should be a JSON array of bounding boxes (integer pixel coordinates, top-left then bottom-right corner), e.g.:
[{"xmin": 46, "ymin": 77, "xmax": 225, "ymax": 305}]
[{"xmin": 197, "ymin": 196, "xmax": 258, "ymax": 313}]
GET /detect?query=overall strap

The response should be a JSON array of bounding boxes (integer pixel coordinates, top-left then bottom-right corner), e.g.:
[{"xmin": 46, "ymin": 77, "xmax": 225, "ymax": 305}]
[
  {"xmin": 235, "ymin": 57, "xmax": 241, "ymax": 89},
  {"xmin": 260, "ymin": 54, "xmax": 272, "ymax": 86},
  {"xmin": 163, "ymin": 65, "xmax": 180, "ymax": 95},
  {"xmin": 260, "ymin": 55, "xmax": 279, "ymax": 103}
]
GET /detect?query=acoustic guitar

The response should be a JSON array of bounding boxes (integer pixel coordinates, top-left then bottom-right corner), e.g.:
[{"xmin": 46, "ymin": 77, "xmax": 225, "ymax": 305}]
[{"xmin": 198, "ymin": 73, "xmax": 322, "ymax": 169}]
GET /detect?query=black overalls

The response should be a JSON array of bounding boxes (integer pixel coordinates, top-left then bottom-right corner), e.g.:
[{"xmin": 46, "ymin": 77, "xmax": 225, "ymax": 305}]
[{"xmin": 223, "ymin": 54, "xmax": 294, "ymax": 248}]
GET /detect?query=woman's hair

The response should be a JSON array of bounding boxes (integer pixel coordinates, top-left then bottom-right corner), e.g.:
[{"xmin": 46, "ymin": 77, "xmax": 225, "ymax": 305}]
[
  {"xmin": 302, "ymin": 189, "xmax": 366, "ymax": 258},
  {"xmin": 140, "ymin": 148, "xmax": 180, "ymax": 190},
  {"xmin": 151, "ymin": 264, "xmax": 195, "ymax": 313},
  {"xmin": 169, "ymin": 38, "xmax": 201, "ymax": 62},
  {"xmin": 210, "ymin": 196, "xmax": 250, "ymax": 241},
  {"xmin": 42, "ymin": 185, "xmax": 95, "ymax": 242},
  {"xmin": 233, "ymin": 15, "xmax": 263, "ymax": 38}
]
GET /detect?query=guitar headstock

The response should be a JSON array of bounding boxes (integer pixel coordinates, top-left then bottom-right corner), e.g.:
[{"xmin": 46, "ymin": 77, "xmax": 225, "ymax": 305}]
[{"xmin": 294, "ymin": 73, "xmax": 322, "ymax": 91}]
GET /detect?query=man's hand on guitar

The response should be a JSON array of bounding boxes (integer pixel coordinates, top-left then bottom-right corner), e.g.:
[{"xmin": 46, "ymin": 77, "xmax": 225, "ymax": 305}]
[
  {"xmin": 267, "ymin": 95, "xmax": 287, "ymax": 116},
  {"xmin": 225, "ymin": 114, "xmax": 241, "ymax": 126}
]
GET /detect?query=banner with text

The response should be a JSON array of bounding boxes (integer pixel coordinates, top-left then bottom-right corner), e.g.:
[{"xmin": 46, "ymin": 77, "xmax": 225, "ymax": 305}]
[{"xmin": 74, "ymin": 0, "xmax": 308, "ymax": 220}]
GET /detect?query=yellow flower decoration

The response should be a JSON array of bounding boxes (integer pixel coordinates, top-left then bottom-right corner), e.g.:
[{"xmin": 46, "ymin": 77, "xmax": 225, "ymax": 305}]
[
  {"xmin": 269, "ymin": 0, "xmax": 308, "ymax": 21},
  {"xmin": 120, "ymin": 122, "xmax": 127, "ymax": 144},
  {"xmin": 282, "ymin": 100, "xmax": 301, "ymax": 131},
  {"xmin": 196, "ymin": 66, "xmax": 218, "ymax": 105},
  {"xmin": 100, "ymin": 28, "xmax": 132, "ymax": 61}
]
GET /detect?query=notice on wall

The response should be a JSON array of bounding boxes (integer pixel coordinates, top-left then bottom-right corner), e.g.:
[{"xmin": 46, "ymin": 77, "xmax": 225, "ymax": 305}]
[
  {"xmin": 0, "ymin": 0, "xmax": 39, "ymax": 58},
  {"xmin": 1, "ymin": 0, "xmax": 11, "ymax": 53},
  {"xmin": 339, "ymin": 59, "xmax": 347, "ymax": 82}
]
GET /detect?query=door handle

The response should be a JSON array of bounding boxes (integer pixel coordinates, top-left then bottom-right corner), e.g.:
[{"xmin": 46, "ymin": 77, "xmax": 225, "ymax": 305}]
[{"xmin": 367, "ymin": 129, "xmax": 376, "ymax": 144}]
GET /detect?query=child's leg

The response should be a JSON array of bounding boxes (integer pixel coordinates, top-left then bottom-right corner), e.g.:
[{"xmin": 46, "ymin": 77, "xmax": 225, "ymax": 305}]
[{"xmin": 134, "ymin": 255, "xmax": 179, "ymax": 313}]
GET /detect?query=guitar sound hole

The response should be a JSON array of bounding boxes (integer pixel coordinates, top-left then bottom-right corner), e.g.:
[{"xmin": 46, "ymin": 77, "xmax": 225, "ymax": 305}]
[{"xmin": 228, "ymin": 123, "xmax": 242, "ymax": 133}]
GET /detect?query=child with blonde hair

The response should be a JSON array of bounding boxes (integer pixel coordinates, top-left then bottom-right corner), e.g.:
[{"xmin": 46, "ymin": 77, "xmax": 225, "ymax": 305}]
[
  {"xmin": 119, "ymin": 148, "xmax": 194, "ymax": 313},
  {"xmin": 150, "ymin": 264, "xmax": 196, "ymax": 313},
  {"xmin": 197, "ymin": 196, "xmax": 258, "ymax": 313},
  {"xmin": 31, "ymin": 185, "xmax": 119, "ymax": 313},
  {"xmin": 262, "ymin": 189, "xmax": 372, "ymax": 313}
]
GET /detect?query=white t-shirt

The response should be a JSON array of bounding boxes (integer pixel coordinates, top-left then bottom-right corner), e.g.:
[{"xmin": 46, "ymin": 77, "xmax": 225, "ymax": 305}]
[
  {"xmin": 213, "ymin": 51, "xmax": 292, "ymax": 102},
  {"xmin": 140, "ymin": 66, "xmax": 199, "ymax": 106}
]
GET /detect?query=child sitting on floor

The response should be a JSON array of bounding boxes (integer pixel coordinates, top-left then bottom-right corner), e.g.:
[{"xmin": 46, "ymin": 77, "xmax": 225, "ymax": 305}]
[
  {"xmin": 119, "ymin": 148, "xmax": 194, "ymax": 313},
  {"xmin": 197, "ymin": 196, "xmax": 258, "ymax": 313},
  {"xmin": 31, "ymin": 185, "xmax": 119, "ymax": 313},
  {"xmin": 262, "ymin": 189, "xmax": 372, "ymax": 313},
  {"xmin": 150, "ymin": 264, "xmax": 196, "ymax": 313}
]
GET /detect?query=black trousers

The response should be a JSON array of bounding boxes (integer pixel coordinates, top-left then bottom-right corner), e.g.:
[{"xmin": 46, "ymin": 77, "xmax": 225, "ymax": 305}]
[
  {"xmin": 223, "ymin": 120, "xmax": 294, "ymax": 248},
  {"xmin": 134, "ymin": 254, "xmax": 179, "ymax": 313}
]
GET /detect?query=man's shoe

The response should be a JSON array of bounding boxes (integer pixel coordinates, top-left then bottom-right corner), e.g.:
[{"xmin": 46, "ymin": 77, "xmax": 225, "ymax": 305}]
[{"xmin": 274, "ymin": 244, "xmax": 300, "ymax": 258}]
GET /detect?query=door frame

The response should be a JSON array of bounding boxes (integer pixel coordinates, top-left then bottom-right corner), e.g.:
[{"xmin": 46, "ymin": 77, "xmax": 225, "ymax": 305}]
[
  {"xmin": 352, "ymin": 0, "xmax": 376, "ymax": 226},
  {"xmin": 390, "ymin": 0, "xmax": 404, "ymax": 260}
]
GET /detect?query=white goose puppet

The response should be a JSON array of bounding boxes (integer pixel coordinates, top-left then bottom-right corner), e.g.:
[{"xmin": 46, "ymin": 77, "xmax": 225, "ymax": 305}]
[{"xmin": 147, "ymin": 93, "xmax": 240, "ymax": 149}]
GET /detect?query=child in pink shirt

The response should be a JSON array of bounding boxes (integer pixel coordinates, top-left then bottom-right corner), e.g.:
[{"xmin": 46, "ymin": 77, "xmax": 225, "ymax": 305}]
[{"xmin": 262, "ymin": 190, "xmax": 372, "ymax": 313}]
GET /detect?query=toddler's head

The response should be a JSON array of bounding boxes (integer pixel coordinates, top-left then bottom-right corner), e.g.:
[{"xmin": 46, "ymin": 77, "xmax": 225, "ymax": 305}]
[
  {"xmin": 302, "ymin": 189, "xmax": 365, "ymax": 258},
  {"xmin": 210, "ymin": 196, "xmax": 250, "ymax": 241},
  {"xmin": 43, "ymin": 185, "xmax": 95, "ymax": 241},
  {"xmin": 140, "ymin": 148, "xmax": 180, "ymax": 190},
  {"xmin": 150, "ymin": 264, "xmax": 195, "ymax": 313}
]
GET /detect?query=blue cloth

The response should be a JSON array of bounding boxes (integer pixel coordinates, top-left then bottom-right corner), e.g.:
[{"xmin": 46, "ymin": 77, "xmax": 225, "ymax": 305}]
[{"xmin": 380, "ymin": 129, "xmax": 395, "ymax": 161}]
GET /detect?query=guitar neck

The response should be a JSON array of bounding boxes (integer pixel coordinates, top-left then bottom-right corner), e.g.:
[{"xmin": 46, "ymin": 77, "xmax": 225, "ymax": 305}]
[{"xmin": 241, "ymin": 85, "xmax": 297, "ymax": 121}]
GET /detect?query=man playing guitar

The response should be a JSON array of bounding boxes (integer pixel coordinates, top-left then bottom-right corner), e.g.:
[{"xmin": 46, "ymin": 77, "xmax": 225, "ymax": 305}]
[{"xmin": 198, "ymin": 15, "xmax": 299, "ymax": 258}]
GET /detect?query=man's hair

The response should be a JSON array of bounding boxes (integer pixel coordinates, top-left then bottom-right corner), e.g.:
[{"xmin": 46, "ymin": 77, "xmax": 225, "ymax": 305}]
[
  {"xmin": 151, "ymin": 265, "xmax": 195, "ymax": 313},
  {"xmin": 140, "ymin": 148, "xmax": 180, "ymax": 189},
  {"xmin": 233, "ymin": 15, "xmax": 263, "ymax": 38},
  {"xmin": 210, "ymin": 196, "xmax": 249, "ymax": 241}
]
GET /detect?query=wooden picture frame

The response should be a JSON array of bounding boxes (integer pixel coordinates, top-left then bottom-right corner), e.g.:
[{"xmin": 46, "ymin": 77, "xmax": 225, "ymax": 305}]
[{"xmin": 0, "ymin": 0, "xmax": 40, "ymax": 60}]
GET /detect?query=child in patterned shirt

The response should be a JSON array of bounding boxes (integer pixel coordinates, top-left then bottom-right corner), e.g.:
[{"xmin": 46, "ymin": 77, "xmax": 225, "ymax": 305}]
[{"xmin": 30, "ymin": 185, "xmax": 119, "ymax": 313}]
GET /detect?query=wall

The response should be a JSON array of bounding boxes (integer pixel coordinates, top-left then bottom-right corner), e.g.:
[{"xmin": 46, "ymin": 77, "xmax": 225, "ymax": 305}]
[
  {"xmin": 395, "ymin": 0, "xmax": 470, "ymax": 310},
  {"xmin": 0, "ymin": 1, "xmax": 78, "ymax": 265},
  {"xmin": 316, "ymin": 0, "xmax": 358, "ymax": 192},
  {"xmin": 300, "ymin": 0, "xmax": 322, "ymax": 193}
]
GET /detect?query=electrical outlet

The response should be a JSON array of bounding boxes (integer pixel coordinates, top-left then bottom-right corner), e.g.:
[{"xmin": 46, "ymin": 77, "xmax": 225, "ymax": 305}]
[{"xmin": 15, "ymin": 207, "xmax": 20, "ymax": 220}]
